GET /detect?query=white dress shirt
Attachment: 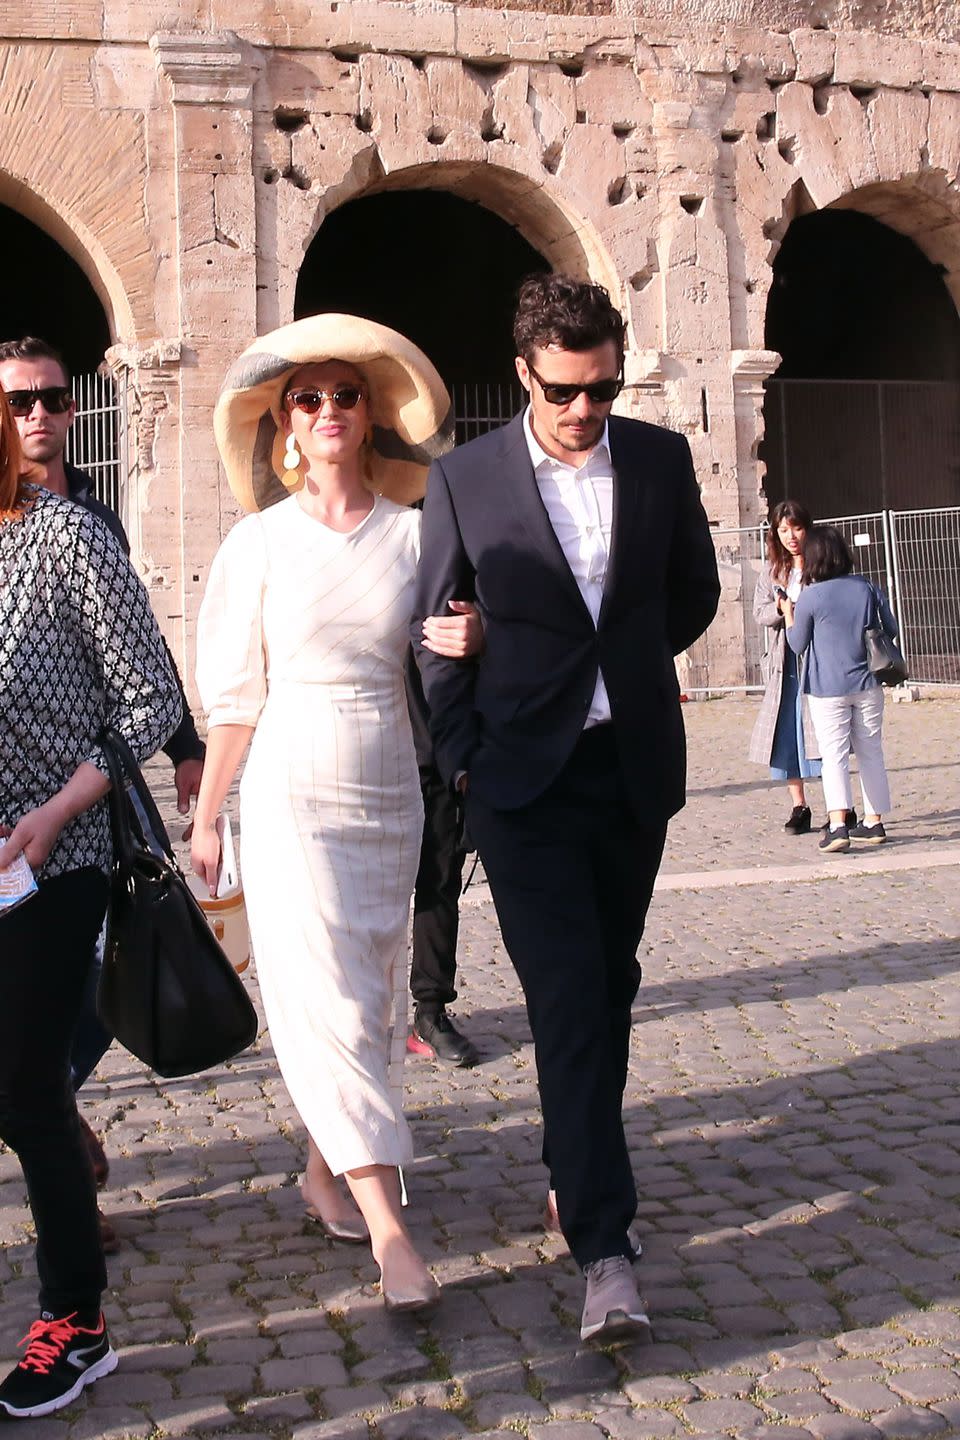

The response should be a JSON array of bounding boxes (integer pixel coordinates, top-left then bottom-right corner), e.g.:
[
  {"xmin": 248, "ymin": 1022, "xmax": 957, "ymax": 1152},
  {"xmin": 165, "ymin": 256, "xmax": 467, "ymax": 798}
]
[{"xmin": 523, "ymin": 407, "xmax": 613, "ymax": 728}]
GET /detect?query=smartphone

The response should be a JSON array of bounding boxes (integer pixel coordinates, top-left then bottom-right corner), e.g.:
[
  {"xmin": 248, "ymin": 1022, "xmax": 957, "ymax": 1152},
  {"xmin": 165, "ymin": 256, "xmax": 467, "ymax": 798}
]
[
  {"xmin": 0, "ymin": 853, "xmax": 38, "ymax": 916},
  {"xmin": 773, "ymin": 584, "xmax": 788, "ymax": 601}
]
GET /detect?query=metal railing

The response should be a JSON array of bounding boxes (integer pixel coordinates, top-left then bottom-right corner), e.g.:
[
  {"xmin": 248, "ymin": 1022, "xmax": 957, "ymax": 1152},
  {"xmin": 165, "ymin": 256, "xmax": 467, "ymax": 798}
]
[
  {"xmin": 887, "ymin": 507, "xmax": 960, "ymax": 684},
  {"xmin": 685, "ymin": 506, "xmax": 960, "ymax": 692},
  {"xmin": 65, "ymin": 371, "xmax": 127, "ymax": 517},
  {"xmin": 451, "ymin": 379, "xmax": 523, "ymax": 446}
]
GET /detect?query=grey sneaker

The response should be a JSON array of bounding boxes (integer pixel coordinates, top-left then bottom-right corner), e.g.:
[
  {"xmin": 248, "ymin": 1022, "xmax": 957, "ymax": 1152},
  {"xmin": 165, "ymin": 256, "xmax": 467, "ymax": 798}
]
[
  {"xmin": 849, "ymin": 820, "xmax": 887, "ymax": 844},
  {"xmin": 580, "ymin": 1256, "xmax": 652, "ymax": 1343}
]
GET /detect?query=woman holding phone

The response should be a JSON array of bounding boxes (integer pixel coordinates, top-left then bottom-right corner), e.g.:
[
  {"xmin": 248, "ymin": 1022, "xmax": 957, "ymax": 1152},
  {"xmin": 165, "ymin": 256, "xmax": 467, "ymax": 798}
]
[
  {"xmin": 0, "ymin": 389, "xmax": 180, "ymax": 1418},
  {"xmin": 748, "ymin": 499, "xmax": 825, "ymax": 833}
]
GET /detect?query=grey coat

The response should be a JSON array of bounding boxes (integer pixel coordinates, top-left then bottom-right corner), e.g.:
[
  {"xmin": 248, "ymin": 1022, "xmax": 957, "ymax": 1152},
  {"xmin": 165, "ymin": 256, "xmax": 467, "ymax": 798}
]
[{"xmin": 748, "ymin": 567, "xmax": 820, "ymax": 766}]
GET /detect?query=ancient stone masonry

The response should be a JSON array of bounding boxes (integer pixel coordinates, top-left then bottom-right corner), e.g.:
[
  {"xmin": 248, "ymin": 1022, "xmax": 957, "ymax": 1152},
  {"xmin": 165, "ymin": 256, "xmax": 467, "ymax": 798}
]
[{"xmin": 1, "ymin": 1, "xmax": 958, "ymax": 686}]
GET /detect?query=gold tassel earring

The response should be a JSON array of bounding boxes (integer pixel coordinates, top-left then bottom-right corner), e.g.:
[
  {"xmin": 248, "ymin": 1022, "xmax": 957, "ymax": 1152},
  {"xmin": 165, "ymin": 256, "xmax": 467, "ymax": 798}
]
[{"xmin": 282, "ymin": 432, "xmax": 303, "ymax": 491}]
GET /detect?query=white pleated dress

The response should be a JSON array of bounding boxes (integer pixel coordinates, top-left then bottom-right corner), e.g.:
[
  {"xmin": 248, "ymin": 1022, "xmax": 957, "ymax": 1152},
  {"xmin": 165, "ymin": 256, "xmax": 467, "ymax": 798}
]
[{"xmin": 196, "ymin": 495, "xmax": 423, "ymax": 1175}]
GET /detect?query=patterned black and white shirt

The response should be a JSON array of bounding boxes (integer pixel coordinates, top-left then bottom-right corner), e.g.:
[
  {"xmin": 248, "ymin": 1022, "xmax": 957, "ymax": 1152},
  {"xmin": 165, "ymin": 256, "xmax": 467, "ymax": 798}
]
[{"xmin": 0, "ymin": 485, "xmax": 182, "ymax": 880}]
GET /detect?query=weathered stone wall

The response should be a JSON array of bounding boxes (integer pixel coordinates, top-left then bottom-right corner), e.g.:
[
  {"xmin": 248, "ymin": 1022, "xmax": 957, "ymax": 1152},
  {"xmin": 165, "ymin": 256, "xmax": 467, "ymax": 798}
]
[{"xmin": 1, "ymin": 1, "xmax": 958, "ymax": 687}]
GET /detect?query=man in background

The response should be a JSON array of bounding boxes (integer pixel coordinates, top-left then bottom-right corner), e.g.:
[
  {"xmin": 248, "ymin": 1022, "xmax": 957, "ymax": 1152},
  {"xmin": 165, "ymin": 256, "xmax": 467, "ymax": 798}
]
[{"xmin": 405, "ymin": 654, "xmax": 479, "ymax": 1068}]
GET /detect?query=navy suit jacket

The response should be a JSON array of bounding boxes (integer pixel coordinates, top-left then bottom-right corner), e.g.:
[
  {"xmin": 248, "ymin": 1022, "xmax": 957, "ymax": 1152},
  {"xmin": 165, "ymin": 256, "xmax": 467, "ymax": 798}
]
[{"xmin": 411, "ymin": 412, "xmax": 720, "ymax": 824}]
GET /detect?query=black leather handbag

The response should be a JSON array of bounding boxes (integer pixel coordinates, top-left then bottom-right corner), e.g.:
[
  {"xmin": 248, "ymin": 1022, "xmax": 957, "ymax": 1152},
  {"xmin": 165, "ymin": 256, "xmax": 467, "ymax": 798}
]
[
  {"xmin": 864, "ymin": 589, "xmax": 908, "ymax": 687},
  {"xmin": 97, "ymin": 727, "xmax": 259, "ymax": 1078}
]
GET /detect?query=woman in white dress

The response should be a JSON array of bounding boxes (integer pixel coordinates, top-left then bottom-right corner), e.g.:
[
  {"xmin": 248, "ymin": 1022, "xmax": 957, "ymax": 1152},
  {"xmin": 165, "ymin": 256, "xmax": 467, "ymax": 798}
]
[{"xmin": 191, "ymin": 316, "xmax": 479, "ymax": 1312}]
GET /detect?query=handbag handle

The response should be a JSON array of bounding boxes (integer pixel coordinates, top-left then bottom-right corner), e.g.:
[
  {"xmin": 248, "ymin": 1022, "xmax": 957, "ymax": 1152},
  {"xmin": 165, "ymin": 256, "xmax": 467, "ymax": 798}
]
[{"xmin": 99, "ymin": 727, "xmax": 176, "ymax": 871}]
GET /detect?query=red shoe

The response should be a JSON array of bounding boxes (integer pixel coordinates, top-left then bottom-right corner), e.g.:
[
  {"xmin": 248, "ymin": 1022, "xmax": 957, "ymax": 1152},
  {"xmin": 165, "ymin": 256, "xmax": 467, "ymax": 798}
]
[{"xmin": 0, "ymin": 1311, "xmax": 117, "ymax": 1417}]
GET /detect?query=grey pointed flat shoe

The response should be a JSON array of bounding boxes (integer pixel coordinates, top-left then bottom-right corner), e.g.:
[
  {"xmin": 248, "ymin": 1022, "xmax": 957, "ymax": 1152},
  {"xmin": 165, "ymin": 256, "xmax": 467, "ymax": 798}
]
[
  {"xmin": 381, "ymin": 1272, "xmax": 440, "ymax": 1314},
  {"xmin": 304, "ymin": 1206, "xmax": 370, "ymax": 1244}
]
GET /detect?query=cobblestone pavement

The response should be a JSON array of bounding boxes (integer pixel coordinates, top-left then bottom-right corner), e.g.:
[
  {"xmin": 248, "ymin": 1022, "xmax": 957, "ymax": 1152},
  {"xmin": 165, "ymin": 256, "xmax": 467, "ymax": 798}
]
[{"xmin": 2, "ymin": 696, "xmax": 959, "ymax": 1440}]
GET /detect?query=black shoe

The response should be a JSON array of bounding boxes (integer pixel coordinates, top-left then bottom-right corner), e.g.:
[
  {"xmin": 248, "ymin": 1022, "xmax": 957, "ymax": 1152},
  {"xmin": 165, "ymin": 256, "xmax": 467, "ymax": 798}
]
[
  {"xmin": 819, "ymin": 808, "xmax": 857, "ymax": 835},
  {"xmin": 784, "ymin": 805, "xmax": 811, "ymax": 834},
  {"xmin": 0, "ymin": 1311, "xmax": 117, "ymax": 1418},
  {"xmin": 409, "ymin": 1007, "xmax": 479, "ymax": 1067},
  {"xmin": 849, "ymin": 820, "xmax": 887, "ymax": 844},
  {"xmin": 819, "ymin": 824, "xmax": 850, "ymax": 853}
]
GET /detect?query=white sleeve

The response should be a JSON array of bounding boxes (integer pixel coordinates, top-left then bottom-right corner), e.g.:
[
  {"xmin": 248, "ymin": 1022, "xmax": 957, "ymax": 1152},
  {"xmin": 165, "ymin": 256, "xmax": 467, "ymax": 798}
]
[{"xmin": 196, "ymin": 515, "xmax": 268, "ymax": 728}]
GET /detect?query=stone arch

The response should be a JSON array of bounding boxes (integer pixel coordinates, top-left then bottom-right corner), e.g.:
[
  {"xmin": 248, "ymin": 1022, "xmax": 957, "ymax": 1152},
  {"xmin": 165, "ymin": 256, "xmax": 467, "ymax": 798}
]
[
  {"xmin": 828, "ymin": 176, "xmax": 960, "ymax": 318},
  {"xmin": 750, "ymin": 82, "xmax": 960, "ymax": 335},
  {"xmin": 360, "ymin": 161, "xmax": 620, "ymax": 296},
  {"xmin": 296, "ymin": 157, "xmax": 620, "ymax": 304},
  {"xmin": 0, "ymin": 174, "xmax": 132, "ymax": 349},
  {"xmin": 760, "ymin": 173, "xmax": 960, "ymax": 517},
  {"xmin": 0, "ymin": 44, "xmax": 154, "ymax": 345}
]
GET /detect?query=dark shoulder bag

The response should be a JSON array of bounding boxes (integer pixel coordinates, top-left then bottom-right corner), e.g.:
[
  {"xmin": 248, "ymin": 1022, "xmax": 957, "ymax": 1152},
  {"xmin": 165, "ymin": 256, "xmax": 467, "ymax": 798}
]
[
  {"xmin": 864, "ymin": 587, "xmax": 908, "ymax": 687},
  {"xmin": 98, "ymin": 727, "xmax": 259, "ymax": 1078}
]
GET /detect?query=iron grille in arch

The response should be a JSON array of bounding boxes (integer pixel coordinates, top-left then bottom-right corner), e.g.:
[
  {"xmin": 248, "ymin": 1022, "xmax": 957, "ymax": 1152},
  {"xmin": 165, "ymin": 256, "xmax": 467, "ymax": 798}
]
[
  {"xmin": 451, "ymin": 380, "xmax": 524, "ymax": 445},
  {"xmin": 65, "ymin": 371, "xmax": 128, "ymax": 517}
]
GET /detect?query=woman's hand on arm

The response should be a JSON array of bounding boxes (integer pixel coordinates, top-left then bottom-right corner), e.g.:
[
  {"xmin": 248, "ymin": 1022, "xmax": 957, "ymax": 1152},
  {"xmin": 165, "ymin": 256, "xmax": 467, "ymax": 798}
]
[
  {"xmin": 190, "ymin": 724, "xmax": 253, "ymax": 895},
  {"xmin": 753, "ymin": 571, "xmax": 783, "ymax": 628},
  {"xmin": 0, "ymin": 762, "xmax": 109, "ymax": 872},
  {"xmin": 421, "ymin": 600, "xmax": 484, "ymax": 659}
]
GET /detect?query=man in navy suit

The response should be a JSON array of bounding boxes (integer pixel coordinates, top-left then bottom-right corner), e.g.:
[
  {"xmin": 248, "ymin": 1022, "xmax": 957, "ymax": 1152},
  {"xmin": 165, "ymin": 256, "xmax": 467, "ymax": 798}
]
[{"xmin": 412, "ymin": 274, "xmax": 719, "ymax": 1343}]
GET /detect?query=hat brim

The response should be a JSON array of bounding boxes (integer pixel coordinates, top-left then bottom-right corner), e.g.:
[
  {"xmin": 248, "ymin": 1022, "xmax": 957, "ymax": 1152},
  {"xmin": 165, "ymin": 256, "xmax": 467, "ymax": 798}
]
[{"xmin": 213, "ymin": 314, "xmax": 453, "ymax": 511}]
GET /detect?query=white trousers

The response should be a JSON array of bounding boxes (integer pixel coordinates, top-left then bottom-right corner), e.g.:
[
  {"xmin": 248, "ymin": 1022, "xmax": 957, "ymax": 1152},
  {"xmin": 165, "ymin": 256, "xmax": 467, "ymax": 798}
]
[{"xmin": 807, "ymin": 688, "xmax": 891, "ymax": 816}]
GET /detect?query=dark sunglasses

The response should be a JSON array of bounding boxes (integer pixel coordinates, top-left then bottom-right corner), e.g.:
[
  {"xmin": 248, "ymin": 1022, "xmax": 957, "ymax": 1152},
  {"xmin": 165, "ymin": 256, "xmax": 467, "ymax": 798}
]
[
  {"xmin": 285, "ymin": 385, "xmax": 366, "ymax": 414},
  {"xmin": 4, "ymin": 387, "xmax": 73, "ymax": 417},
  {"xmin": 527, "ymin": 363, "xmax": 623, "ymax": 407}
]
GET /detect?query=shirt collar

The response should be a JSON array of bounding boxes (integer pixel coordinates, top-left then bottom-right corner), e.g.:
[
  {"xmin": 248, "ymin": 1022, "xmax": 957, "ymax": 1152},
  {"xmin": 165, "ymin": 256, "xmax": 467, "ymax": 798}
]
[{"xmin": 523, "ymin": 405, "xmax": 610, "ymax": 476}]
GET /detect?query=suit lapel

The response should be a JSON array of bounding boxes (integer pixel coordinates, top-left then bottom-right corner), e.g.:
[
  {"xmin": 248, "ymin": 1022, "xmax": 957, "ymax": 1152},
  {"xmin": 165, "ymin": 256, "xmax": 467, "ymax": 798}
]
[
  {"xmin": 497, "ymin": 415, "xmax": 593, "ymax": 625},
  {"xmin": 599, "ymin": 418, "xmax": 639, "ymax": 627}
]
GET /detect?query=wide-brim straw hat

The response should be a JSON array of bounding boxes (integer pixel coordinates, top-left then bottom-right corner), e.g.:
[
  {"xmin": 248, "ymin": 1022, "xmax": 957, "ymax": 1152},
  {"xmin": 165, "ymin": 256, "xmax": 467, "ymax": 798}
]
[{"xmin": 213, "ymin": 314, "xmax": 454, "ymax": 511}]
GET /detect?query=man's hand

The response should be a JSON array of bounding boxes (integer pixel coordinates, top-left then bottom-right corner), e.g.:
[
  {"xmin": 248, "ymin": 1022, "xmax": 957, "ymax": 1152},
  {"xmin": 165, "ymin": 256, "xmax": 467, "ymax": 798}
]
[
  {"xmin": 422, "ymin": 600, "xmax": 484, "ymax": 659},
  {"xmin": 0, "ymin": 802, "xmax": 65, "ymax": 872},
  {"xmin": 174, "ymin": 756, "xmax": 205, "ymax": 815}
]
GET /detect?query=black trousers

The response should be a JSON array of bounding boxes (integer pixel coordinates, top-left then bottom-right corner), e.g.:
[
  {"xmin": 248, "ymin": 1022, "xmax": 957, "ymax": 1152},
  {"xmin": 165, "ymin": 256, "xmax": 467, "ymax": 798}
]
[
  {"xmin": 0, "ymin": 868, "xmax": 108, "ymax": 1317},
  {"xmin": 410, "ymin": 762, "xmax": 467, "ymax": 1011},
  {"xmin": 466, "ymin": 725, "xmax": 666, "ymax": 1269}
]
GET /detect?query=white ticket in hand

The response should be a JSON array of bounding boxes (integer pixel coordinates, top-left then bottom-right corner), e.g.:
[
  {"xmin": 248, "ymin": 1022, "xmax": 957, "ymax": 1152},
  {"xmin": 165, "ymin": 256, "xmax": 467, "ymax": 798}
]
[
  {"xmin": 0, "ymin": 853, "xmax": 38, "ymax": 915},
  {"xmin": 216, "ymin": 813, "xmax": 239, "ymax": 898}
]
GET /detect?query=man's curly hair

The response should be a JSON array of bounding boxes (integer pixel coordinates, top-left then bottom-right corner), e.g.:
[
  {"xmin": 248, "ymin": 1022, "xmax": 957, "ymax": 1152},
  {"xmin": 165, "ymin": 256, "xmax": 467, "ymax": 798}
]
[{"xmin": 513, "ymin": 273, "xmax": 625, "ymax": 366}]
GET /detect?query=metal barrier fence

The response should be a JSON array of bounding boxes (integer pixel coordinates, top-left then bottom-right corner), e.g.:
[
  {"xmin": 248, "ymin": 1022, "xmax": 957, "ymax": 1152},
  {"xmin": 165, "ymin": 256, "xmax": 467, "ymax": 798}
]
[
  {"xmin": 682, "ymin": 525, "xmax": 769, "ymax": 694},
  {"xmin": 888, "ymin": 507, "xmax": 960, "ymax": 684},
  {"xmin": 685, "ymin": 506, "xmax": 960, "ymax": 693},
  {"xmin": 65, "ymin": 371, "xmax": 127, "ymax": 516}
]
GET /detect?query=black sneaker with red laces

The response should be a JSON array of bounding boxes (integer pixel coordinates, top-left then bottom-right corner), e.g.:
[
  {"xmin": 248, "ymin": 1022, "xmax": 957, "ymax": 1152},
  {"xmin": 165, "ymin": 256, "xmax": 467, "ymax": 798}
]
[{"xmin": 0, "ymin": 1311, "xmax": 117, "ymax": 1419}]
